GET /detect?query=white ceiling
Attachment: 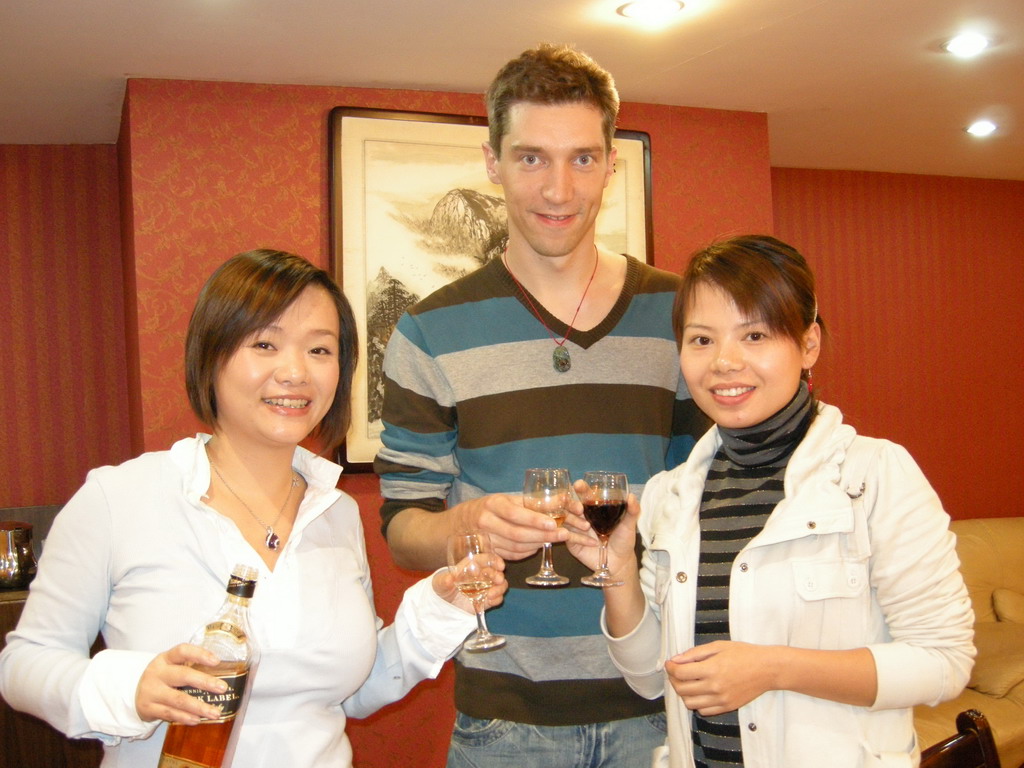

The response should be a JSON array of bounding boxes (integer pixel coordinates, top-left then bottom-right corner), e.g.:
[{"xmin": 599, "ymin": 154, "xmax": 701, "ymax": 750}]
[{"xmin": 1, "ymin": 0, "xmax": 1021, "ymax": 180}]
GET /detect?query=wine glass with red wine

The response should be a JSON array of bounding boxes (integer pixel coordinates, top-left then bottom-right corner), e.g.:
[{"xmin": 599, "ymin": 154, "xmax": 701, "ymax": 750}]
[
  {"xmin": 580, "ymin": 471, "xmax": 628, "ymax": 587},
  {"xmin": 447, "ymin": 532, "xmax": 506, "ymax": 651},
  {"xmin": 522, "ymin": 468, "xmax": 572, "ymax": 587}
]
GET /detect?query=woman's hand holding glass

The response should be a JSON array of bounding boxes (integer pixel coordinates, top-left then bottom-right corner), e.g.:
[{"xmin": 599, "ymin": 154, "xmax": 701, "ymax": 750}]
[
  {"xmin": 579, "ymin": 472, "xmax": 630, "ymax": 587},
  {"xmin": 445, "ymin": 532, "xmax": 507, "ymax": 651},
  {"xmin": 434, "ymin": 545, "xmax": 507, "ymax": 614},
  {"xmin": 567, "ymin": 476, "xmax": 642, "ymax": 588}
]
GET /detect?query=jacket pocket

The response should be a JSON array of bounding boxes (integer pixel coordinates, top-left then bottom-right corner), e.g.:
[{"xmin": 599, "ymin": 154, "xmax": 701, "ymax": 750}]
[
  {"xmin": 793, "ymin": 558, "xmax": 868, "ymax": 600},
  {"xmin": 790, "ymin": 557, "xmax": 870, "ymax": 648}
]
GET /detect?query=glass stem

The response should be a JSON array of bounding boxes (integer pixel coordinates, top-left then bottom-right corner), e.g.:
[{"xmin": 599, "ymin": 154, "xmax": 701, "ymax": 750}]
[
  {"xmin": 539, "ymin": 542, "xmax": 555, "ymax": 575},
  {"xmin": 473, "ymin": 599, "xmax": 490, "ymax": 637},
  {"xmin": 599, "ymin": 537, "xmax": 610, "ymax": 574}
]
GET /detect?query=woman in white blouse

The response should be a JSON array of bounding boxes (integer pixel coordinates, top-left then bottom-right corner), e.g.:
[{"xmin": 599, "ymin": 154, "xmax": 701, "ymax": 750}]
[{"xmin": 0, "ymin": 249, "xmax": 505, "ymax": 767}]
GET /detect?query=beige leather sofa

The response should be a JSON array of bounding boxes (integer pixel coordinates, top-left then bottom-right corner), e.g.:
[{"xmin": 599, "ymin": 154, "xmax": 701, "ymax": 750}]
[{"xmin": 914, "ymin": 517, "xmax": 1024, "ymax": 768}]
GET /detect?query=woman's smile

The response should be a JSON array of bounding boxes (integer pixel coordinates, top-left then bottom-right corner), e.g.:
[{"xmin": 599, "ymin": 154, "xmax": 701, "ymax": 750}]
[
  {"xmin": 214, "ymin": 285, "xmax": 340, "ymax": 451},
  {"xmin": 680, "ymin": 283, "xmax": 819, "ymax": 429}
]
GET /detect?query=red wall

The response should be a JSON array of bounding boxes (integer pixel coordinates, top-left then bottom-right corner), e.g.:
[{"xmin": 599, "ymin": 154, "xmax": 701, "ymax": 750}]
[
  {"xmin": 771, "ymin": 168, "xmax": 1024, "ymax": 522},
  {"xmin": 117, "ymin": 79, "xmax": 773, "ymax": 456},
  {"xmin": 0, "ymin": 145, "xmax": 130, "ymax": 507},
  {"xmin": 114, "ymin": 78, "xmax": 772, "ymax": 767},
  {"xmin": 8, "ymin": 78, "xmax": 1021, "ymax": 767},
  {"xmin": 1, "ymin": 81, "xmax": 770, "ymax": 767}
]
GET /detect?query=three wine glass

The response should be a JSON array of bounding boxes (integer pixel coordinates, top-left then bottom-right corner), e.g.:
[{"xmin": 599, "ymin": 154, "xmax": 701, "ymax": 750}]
[
  {"xmin": 522, "ymin": 468, "xmax": 572, "ymax": 587},
  {"xmin": 580, "ymin": 471, "xmax": 629, "ymax": 588},
  {"xmin": 446, "ymin": 531, "xmax": 506, "ymax": 652}
]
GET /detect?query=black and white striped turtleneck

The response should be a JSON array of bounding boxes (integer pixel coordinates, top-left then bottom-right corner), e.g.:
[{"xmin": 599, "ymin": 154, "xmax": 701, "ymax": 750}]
[{"xmin": 690, "ymin": 383, "xmax": 814, "ymax": 768}]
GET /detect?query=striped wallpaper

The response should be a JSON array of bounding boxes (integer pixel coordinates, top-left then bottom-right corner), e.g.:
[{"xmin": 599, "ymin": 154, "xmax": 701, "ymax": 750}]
[
  {"xmin": 1, "ymin": 145, "xmax": 130, "ymax": 508},
  {"xmin": 772, "ymin": 167, "xmax": 1024, "ymax": 522}
]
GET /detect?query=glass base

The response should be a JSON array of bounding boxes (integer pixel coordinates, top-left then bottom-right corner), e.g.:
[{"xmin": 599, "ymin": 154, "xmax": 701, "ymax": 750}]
[
  {"xmin": 525, "ymin": 571, "xmax": 570, "ymax": 587},
  {"xmin": 581, "ymin": 570, "xmax": 624, "ymax": 588},
  {"xmin": 464, "ymin": 632, "xmax": 507, "ymax": 652}
]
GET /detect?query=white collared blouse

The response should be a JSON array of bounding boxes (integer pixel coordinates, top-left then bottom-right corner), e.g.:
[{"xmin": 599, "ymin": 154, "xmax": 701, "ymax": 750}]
[{"xmin": 0, "ymin": 435, "xmax": 474, "ymax": 767}]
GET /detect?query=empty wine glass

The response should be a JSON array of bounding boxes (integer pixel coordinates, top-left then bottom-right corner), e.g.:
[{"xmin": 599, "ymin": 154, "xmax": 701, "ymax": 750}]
[
  {"xmin": 580, "ymin": 471, "xmax": 628, "ymax": 587},
  {"xmin": 447, "ymin": 531, "xmax": 506, "ymax": 652},
  {"xmin": 523, "ymin": 468, "xmax": 571, "ymax": 587}
]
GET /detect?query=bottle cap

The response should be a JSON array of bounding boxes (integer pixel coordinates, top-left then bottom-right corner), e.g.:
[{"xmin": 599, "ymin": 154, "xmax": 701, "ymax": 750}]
[{"xmin": 227, "ymin": 564, "xmax": 258, "ymax": 599}]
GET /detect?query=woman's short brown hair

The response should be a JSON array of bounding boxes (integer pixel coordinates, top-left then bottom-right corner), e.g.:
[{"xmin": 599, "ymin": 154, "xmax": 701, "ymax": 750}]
[
  {"xmin": 185, "ymin": 249, "xmax": 358, "ymax": 452},
  {"xmin": 672, "ymin": 235, "xmax": 824, "ymax": 389}
]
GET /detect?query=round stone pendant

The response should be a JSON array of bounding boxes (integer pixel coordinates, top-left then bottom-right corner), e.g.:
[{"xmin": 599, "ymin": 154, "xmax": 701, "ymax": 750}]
[
  {"xmin": 265, "ymin": 530, "xmax": 281, "ymax": 550},
  {"xmin": 552, "ymin": 346, "xmax": 571, "ymax": 373}
]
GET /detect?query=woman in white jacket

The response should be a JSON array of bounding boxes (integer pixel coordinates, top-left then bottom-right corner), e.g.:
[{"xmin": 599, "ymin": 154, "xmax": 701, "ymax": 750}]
[
  {"xmin": 0, "ymin": 250, "xmax": 506, "ymax": 767},
  {"xmin": 571, "ymin": 235, "xmax": 974, "ymax": 768}
]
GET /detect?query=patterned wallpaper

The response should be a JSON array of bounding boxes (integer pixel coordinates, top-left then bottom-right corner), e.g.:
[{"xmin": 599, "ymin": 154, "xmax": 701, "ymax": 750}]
[
  {"xmin": 120, "ymin": 79, "xmax": 773, "ymax": 455},
  {"xmin": 117, "ymin": 79, "xmax": 773, "ymax": 767},
  {"xmin": 0, "ymin": 83, "xmax": 771, "ymax": 764}
]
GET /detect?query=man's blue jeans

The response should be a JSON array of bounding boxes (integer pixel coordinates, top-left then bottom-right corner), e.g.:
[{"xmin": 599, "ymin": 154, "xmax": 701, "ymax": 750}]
[{"xmin": 446, "ymin": 711, "xmax": 668, "ymax": 768}]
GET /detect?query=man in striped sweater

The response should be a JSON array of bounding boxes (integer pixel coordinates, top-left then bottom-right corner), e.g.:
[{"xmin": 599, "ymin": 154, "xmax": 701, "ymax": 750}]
[{"xmin": 374, "ymin": 43, "xmax": 708, "ymax": 768}]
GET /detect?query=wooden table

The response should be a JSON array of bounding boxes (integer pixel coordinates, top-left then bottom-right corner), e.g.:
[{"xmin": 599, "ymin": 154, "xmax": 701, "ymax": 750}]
[{"xmin": 1, "ymin": 589, "xmax": 103, "ymax": 768}]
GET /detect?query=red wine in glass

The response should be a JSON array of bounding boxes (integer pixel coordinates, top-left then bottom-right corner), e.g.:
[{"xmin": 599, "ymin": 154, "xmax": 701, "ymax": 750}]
[
  {"xmin": 581, "ymin": 472, "xmax": 628, "ymax": 587},
  {"xmin": 583, "ymin": 500, "xmax": 627, "ymax": 537}
]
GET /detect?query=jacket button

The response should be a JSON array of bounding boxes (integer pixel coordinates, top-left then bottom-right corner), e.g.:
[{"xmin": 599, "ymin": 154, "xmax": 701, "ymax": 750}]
[
  {"xmin": 748, "ymin": 722, "xmax": 757, "ymax": 731},
  {"xmin": 675, "ymin": 571, "xmax": 687, "ymax": 583},
  {"xmin": 739, "ymin": 563, "xmax": 748, "ymax": 572},
  {"xmin": 807, "ymin": 521, "xmax": 817, "ymax": 529}
]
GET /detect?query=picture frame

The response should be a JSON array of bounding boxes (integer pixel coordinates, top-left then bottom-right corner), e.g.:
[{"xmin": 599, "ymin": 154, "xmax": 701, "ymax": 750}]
[{"xmin": 329, "ymin": 106, "xmax": 653, "ymax": 471}]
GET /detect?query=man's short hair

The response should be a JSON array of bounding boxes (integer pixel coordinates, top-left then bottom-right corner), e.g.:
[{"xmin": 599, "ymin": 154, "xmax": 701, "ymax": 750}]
[{"xmin": 485, "ymin": 43, "xmax": 620, "ymax": 156}]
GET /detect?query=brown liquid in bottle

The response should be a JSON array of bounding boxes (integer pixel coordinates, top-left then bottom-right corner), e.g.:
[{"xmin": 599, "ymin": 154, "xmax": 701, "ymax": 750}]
[
  {"xmin": 158, "ymin": 564, "xmax": 258, "ymax": 768},
  {"xmin": 158, "ymin": 660, "xmax": 248, "ymax": 768}
]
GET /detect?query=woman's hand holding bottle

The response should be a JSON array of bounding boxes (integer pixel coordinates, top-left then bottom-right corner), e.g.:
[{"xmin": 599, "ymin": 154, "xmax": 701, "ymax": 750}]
[{"xmin": 136, "ymin": 644, "xmax": 228, "ymax": 725}]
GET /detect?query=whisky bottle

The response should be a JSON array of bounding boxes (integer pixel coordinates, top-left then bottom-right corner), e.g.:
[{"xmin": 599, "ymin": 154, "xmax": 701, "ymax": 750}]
[{"xmin": 158, "ymin": 564, "xmax": 259, "ymax": 768}]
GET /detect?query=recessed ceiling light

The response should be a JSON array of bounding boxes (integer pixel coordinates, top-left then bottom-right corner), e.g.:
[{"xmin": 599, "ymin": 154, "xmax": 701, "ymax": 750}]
[
  {"xmin": 966, "ymin": 120, "xmax": 997, "ymax": 137},
  {"xmin": 617, "ymin": 0, "xmax": 684, "ymax": 23},
  {"xmin": 943, "ymin": 32, "xmax": 990, "ymax": 58}
]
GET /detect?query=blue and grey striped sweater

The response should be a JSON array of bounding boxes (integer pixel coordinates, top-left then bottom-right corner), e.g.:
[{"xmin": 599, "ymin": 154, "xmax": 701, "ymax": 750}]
[{"xmin": 376, "ymin": 254, "xmax": 708, "ymax": 725}]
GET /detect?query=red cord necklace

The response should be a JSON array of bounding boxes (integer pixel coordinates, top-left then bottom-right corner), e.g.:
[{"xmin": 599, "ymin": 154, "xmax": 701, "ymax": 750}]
[{"xmin": 502, "ymin": 247, "xmax": 599, "ymax": 373}]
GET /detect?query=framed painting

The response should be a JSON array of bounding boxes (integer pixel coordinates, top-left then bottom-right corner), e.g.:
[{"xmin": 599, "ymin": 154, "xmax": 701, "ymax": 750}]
[{"xmin": 329, "ymin": 106, "xmax": 652, "ymax": 470}]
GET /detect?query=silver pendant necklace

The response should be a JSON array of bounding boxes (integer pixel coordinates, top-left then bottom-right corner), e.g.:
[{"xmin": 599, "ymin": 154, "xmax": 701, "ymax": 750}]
[
  {"xmin": 210, "ymin": 461, "xmax": 301, "ymax": 550},
  {"xmin": 503, "ymin": 247, "xmax": 599, "ymax": 373}
]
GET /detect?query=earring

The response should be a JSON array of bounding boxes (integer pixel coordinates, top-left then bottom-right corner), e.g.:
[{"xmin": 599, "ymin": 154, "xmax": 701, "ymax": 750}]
[{"xmin": 805, "ymin": 368, "xmax": 814, "ymax": 393}]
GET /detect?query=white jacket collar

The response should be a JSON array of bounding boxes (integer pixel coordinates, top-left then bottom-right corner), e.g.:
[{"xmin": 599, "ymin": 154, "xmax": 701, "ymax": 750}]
[{"xmin": 652, "ymin": 403, "xmax": 860, "ymax": 545}]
